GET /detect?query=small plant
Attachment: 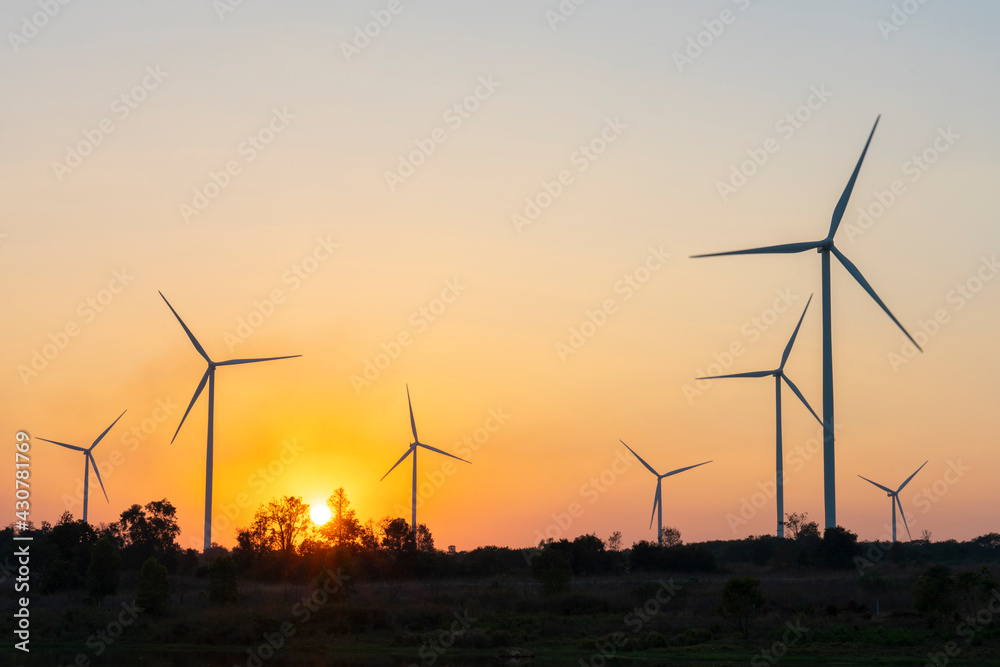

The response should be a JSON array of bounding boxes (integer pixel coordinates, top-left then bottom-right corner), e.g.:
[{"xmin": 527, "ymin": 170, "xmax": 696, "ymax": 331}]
[
  {"xmin": 208, "ymin": 554, "xmax": 239, "ymax": 604},
  {"xmin": 136, "ymin": 556, "xmax": 169, "ymax": 613},
  {"xmin": 718, "ymin": 576, "xmax": 765, "ymax": 638}
]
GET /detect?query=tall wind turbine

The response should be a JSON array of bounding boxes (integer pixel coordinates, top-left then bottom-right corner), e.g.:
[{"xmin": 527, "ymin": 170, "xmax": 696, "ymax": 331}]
[
  {"xmin": 39, "ymin": 411, "xmax": 126, "ymax": 523},
  {"xmin": 858, "ymin": 461, "xmax": 927, "ymax": 542},
  {"xmin": 698, "ymin": 295, "xmax": 822, "ymax": 537},
  {"xmin": 381, "ymin": 385, "xmax": 470, "ymax": 537},
  {"xmin": 160, "ymin": 291, "xmax": 300, "ymax": 551},
  {"xmin": 620, "ymin": 441, "xmax": 711, "ymax": 545},
  {"xmin": 692, "ymin": 116, "xmax": 922, "ymax": 529}
]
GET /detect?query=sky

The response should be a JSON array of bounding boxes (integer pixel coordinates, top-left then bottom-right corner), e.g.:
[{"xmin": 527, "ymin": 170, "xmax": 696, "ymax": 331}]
[{"xmin": 2, "ymin": 0, "xmax": 998, "ymax": 552}]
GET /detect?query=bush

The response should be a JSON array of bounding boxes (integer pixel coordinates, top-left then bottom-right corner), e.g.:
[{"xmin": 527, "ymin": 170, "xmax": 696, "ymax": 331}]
[
  {"xmin": 719, "ymin": 576, "xmax": 765, "ymax": 638},
  {"xmin": 136, "ymin": 556, "xmax": 169, "ymax": 613},
  {"xmin": 531, "ymin": 548, "xmax": 572, "ymax": 595},
  {"xmin": 208, "ymin": 554, "xmax": 239, "ymax": 604},
  {"xmin": 87, "ymin": 537, "xmax": 120, "ymax": 605}
]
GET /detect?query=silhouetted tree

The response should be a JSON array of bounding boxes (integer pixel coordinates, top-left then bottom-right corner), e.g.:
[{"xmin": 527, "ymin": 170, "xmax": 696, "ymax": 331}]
[
  {"xmin": 416, "ymin": 523, "xmax": 435, "ymax": 552},
  {"xmin": 323, "ymin": 487, "xmax": 361, "ymax": 547},
  {"xmin": 86, "ymin": 537, "xmax": 120, "ymax": 606},
  {"xmin": 660, "ymin": 527, "xmax": 682, "ymax": 547},
  {"xmin": 254, "ymin": 496, "xmax": 311, "ymax": 557},
  {"xmin": 114, "ymin": 499, "xmax": 180, "ymax": 569},
  {"xmin": 818, "ymin": 526, "xmax": 859, "ymax": 569},
  {"xmin": 136, "ymin": 556, "xmax": 169, "ymax": 613},
  {"xmin": 531, "ymin": 547, "xmax": 571, "ymax": 595},
  {"xmin": 208, "ymin": 554, "xmax": 239, "ymax": 604}
]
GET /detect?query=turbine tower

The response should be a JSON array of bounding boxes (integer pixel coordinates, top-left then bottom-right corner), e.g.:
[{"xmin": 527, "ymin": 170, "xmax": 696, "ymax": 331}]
[
  {"xmin": 39, "ymin": 411, "xmax": 126, "ymax": 523},
  {"xmin": 858, "ymin": 461, "xmax": 927, "ymax": 542},
  {"xmin": 620, "ymin": 440, "xmax": 711, "ymax": 545},
  {"xmin": 692, "ymin": 116, "xmax": 922, "ymax": 529},
  {"xmin": 381, "ymin": 385, "xmax": 470, "ymax": 537},
  {"xmin": 160, "ymin": 291, "xmax": 300, "ymax": 551},
  {"xmin": 698, "ymin": 295, "xmax": 822, "ymax": 537}
]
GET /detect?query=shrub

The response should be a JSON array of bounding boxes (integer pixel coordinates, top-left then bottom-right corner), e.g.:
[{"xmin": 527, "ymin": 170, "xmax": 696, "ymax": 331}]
[
  {"xmin": 719, "ymin": 576, "xmax": 765, "ymax": 638},
  {"xmin": 208, "ymin": 554, "xmax": 239, "ymax": 604},
  {"xmin": 136, "ymin": 556, "xmax": 169, "ymax": 613}
]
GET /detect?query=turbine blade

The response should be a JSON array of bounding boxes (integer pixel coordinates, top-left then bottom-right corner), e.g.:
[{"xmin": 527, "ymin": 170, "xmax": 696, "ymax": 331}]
[
  {"xmin": 88, "ymin": 452, "xmax": 109, "ymax": 503},
  {"xmin": 217, "ymin": 355, "xmax": 301, "ymax": 366},
  {"xmin": 406, "ymin": 384, "xmax": 419, "ymax": 443},
  {"xmin": 697, "ymin": 370, "xmax": 773, "ymax": 380},
  {"xmin": 691, "ymin": 241, "xmax": 822, "ymax": 259},
  {"xmin": 620, "ymin": 440, "xmax": 659, "ymax": 476},
  {"xmin": 417, "ymin": 442, "xmax": 471, "ymax": 464},
  {"xmin": 38, "ymin": 438, "xmax": 86, "ymax": 453},
  {"xmin": 159, "ymin": 291, "xmax": 212, "ymax": 363},
  {"xmin": 662, "ymin": 460, "xmax": 712, "ymax": 478},
  {"xmin": 380, "ymin": 446, "xmax": 414, "ymax": 481},
  {"xmin": 171, "ymin": 370, "xmax": 210, "ymax": 443},
  {"xmin": 857, "ymin": 474, "xmax": 894, "ymax": 494},
  {"xmin": 89, "ymin": 410, "xmax": 127, "ymax": 451},
  {"xmin": 896, "ymin": 495, "xmax": 912, "ymax": 541},
  {"xmin": 897, "ymin": 460, "xmax": 929, "ymax": 493},
  {"xmin": 831, "ymin": 246, "xmax": 922, "ymax": 352},
  {"xmin": 829, "ymin": 115, "xmax": 880, "ymax": 240},
  {"xmin": 779, "ymin": 294, "xmax": 814, "ymax": 370},
  {"xmin": 649, "ymin": 479, "xmax": 661, "ymax": 530},
  {"xmin": 781, "ymin": 375, "xmax": 823, "ymax": 426}
]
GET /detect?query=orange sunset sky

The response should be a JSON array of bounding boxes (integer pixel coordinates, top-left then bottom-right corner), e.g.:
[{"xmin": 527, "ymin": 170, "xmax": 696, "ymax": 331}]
[{"xmin": 2, "ymin": 1, "xmax": 999, "ymax": 551}]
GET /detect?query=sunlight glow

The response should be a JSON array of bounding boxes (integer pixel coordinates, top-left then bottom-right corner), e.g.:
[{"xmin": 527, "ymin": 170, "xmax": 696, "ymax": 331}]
[{"xmin": 310, "ymin": 502, "xmax": 331, "ymax": 526}]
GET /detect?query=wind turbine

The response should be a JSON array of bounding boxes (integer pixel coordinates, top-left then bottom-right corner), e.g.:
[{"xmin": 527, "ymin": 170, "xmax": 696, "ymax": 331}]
[
  {"xmin": 380, "ymin": 385, "xmax": 470, "ymax": 537},
  {"xmin": 858, "ymin": 461, "xmax": 927, "ymax": 543},
  {"xmin": 620, "ymin": 440, "xmax": 711, "ymax": 545},
  {"xmin": 698, "ymin": 295, "xmax": 822, "ymax": 537},
  {"xmin": 692, "ymin": 116, "xmax": 922, "ymax": 529},
  {"xmin": 160, "ymin": 291, "xmax": 300, "ymax": 551},
  {"xmin": 39, "ymin": 411, "xmax": 126, "ymax": 523}
]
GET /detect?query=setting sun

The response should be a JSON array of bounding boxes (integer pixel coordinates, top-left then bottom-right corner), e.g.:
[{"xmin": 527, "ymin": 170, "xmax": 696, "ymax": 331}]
[{"xmin": 310, "ymin": 501, "xmax": 332, "ymax": 526}]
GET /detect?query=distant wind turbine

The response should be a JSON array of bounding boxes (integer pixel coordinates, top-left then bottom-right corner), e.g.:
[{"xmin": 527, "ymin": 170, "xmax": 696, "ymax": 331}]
[
  {"xmin": 698, "ymin": 294, "xmax": 822, "ymax": 537},
  {"xmin": 39, "ymin": 411, "xmax": 126, "ymax": 523},
  {"xmin": 160, "ymin": 291, "xmax": 300, "ymax": 551},
  {"xmin": 692, "ymin": 116, "xmax": 922, "ymax": 529},
  {"xmin": 858, "ymin": 461, "xmax": 928, "ymax": 542},
  {"xmin": 620, "ymin": 440, "xmax": 711, "ymax": 545},
  {"xmin": 381, "ymin": 385, "xmax": 470, "ymax": 537}
]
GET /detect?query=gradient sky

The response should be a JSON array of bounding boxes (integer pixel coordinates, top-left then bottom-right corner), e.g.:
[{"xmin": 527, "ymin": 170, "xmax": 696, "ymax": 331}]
[{"xmin": 2, "ymin": 0, "xmax": 998, "ymax": 551}]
